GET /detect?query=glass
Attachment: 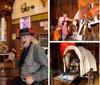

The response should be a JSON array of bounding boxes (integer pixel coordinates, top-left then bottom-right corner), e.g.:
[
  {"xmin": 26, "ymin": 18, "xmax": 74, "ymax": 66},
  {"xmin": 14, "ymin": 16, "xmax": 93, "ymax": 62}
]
[{"xmin": 0, "ymin": 17, "xmax": 7, "ymax": 42}]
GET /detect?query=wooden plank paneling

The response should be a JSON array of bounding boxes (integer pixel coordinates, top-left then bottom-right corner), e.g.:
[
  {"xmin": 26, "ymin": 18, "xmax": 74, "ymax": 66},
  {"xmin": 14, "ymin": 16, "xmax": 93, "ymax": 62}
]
[
  {"xmin": 50, "ymin": 0, "xmax": 78, "ymax": 25},
  {"xmin": 11, "ymin": 20, "xmax": 48, "ymax": 60},
  {"xmin": 12, "ymin": 12, "xmax": 48, "ymax": 25}
]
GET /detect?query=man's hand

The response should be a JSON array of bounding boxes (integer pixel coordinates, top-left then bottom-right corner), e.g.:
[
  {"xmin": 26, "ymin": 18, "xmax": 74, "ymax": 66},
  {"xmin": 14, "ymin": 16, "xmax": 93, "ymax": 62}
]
[
  {"xmin": 8, "ymin": 52, "xmax": 15, "ymax": 60},
  {"xmin": 24, "ymin": 76, "xmax": 34, "ymax": 85}
]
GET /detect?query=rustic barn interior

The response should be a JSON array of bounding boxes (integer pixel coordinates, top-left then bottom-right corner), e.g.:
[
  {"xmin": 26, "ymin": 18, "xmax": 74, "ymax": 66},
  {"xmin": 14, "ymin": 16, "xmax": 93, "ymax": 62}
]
[
  {"xmin": 50, "ymin": 43, "xmax": 99, "ymax": 85},
  {"xmin": 0, "ymin": 0, "xmax": 99, "ymax": 85},
  {"xmin": 50, "ymin": 0, "xmax": 99, "ymax": 41}
]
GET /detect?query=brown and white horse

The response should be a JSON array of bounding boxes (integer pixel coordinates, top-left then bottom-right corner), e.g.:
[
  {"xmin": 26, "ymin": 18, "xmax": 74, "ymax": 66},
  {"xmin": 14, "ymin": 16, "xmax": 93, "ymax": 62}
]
[{"xmin": 73, "ymin": 2, "xmax": 100, "ymax": 40}]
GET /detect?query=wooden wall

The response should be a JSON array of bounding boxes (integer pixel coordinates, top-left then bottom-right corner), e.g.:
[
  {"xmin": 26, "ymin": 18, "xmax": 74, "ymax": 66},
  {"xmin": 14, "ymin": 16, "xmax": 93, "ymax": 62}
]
[
  {"xmin": 12, "ymin": 0, "xmax": 48, "ymax": 19},
  {"xmin": 50, "ymin": 0, "xmax": 78, "ymax": 40},
  {"xmin": 11, "ymin": 16, "xmax": 48, "ymax": 60},
  {"xmin": 50, "ymin": 0, "xmax": 78, "ymax": 25},
  {"xmin": 50, "ymin": 0, "xmax": 99, "ymax": 25},
  {"xmin": 0, "ymin": 0, "xmax": 15, "ymax": 51}
]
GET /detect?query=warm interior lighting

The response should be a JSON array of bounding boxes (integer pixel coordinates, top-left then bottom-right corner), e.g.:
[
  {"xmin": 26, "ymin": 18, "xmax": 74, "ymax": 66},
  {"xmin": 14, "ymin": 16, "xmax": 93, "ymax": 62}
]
[{"xmin": 41, "ymin": 0, "xmax": 47, "ymax": 7}]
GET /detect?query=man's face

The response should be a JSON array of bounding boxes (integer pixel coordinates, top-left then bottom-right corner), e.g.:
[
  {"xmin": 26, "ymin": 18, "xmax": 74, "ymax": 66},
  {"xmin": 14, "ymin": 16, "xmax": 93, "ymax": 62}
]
[{"xmin": 20, "ymin": 35, "xmax": 32, "ymax": 48}]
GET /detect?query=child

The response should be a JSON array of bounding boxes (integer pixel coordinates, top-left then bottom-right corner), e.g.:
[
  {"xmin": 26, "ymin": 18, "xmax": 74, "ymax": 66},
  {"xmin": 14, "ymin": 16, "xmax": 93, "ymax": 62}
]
[
  {"xmin": 62, "ymin": 20, "xmax": 68, "ymax": 40},
  {"xmin": 58, "ymin": 12, "xmax": 75, "ymax": 27}
]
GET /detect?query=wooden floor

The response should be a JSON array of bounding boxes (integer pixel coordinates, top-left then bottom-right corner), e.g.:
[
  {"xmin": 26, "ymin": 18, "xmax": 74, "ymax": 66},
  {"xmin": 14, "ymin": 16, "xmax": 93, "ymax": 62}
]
[
  {"xmin": 94, "ymin": 77, "xmax": 99, "ymax": 85},
  {"xmin": 0, "ymin": 68, "xmax": 99, "ymax": 85},
  {"xmin": 85, "ymin": 77, "xmax": 99, "ymax": 85}
]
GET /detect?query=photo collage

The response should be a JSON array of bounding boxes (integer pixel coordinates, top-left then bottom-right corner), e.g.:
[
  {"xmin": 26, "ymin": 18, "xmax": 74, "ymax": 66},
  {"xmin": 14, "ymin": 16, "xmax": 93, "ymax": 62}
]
[
  {"xmin": 0, "ymin": 0, "xmax": 99, "ymax": 85},
  {"xmin": 49, "ymin": 0, "xmax": 99, "ymax": 85}
]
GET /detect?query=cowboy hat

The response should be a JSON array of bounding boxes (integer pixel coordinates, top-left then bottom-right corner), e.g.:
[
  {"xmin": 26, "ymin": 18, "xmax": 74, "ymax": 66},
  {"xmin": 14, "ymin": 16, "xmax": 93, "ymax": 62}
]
[{"xmin": 16, "ymin": 28, "xmax": 34, "ymax": 39}]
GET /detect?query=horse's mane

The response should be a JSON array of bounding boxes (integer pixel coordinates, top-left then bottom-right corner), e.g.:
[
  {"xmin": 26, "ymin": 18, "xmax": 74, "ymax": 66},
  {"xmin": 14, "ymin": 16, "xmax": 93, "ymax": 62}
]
[{"xmin": 92, "ymin": 2, "xmax": 99, "ymax": 5}]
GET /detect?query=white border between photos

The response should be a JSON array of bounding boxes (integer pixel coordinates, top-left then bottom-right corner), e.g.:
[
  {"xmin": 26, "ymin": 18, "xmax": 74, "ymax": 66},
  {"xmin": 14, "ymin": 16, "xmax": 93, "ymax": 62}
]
[
  {"xmin": 48, "ymin": 0, "xmax": 50, "ymax": 85},
  {"xmin": 48, "ymin": 0, "xmax": 100, "ymax": 85}
]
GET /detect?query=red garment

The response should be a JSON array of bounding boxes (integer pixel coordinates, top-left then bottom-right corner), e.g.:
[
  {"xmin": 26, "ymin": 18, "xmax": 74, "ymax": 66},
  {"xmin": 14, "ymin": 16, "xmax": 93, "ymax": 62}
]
[
  {"xmin": 53, "ymin": 30, "xmax": 61, "ymax": 41},
  {"xmin": 60, "ymin": 43, "xmax": 76, "ymax": 60}
]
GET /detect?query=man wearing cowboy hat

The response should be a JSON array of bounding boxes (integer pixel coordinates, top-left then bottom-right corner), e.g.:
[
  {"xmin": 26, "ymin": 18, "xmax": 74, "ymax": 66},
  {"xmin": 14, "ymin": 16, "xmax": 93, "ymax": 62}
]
[{"xmin": 9, "ymin": 28, "xmax": 48, "ymax": 85}]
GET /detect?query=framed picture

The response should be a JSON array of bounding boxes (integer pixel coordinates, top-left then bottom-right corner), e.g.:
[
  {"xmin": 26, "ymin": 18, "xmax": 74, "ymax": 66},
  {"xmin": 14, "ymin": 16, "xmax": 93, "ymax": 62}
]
[
  {"xmin": 39, "ymin": 34, "xmax": 48, "ymax": 47},
  {"xmin": 20, "ymin": 16, "xmax": 31, "ymax": 29}
]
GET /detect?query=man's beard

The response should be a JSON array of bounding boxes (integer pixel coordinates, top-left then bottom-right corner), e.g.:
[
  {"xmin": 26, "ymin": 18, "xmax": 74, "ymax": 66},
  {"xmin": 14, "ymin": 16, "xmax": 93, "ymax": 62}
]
[
  {"xmin": 22, "ymin": 41, "xmax": 30, "ymax": 48},
  {"xmin": 22, "ymin": 41, "xmax": 27, "ymax": 47}
]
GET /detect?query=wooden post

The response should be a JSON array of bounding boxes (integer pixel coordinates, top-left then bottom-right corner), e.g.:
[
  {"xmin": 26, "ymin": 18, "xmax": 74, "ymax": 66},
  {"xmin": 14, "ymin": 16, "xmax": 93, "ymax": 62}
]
[
  {"xmin": 1, "ymin": 16, "xmax": 5, "ymax": 41},
  {"xmin": 5, "ymin": 15, "xmax": 12, "ymax": 51},
  {"xmin": 88, "ymin": 68, "xmax": 95, "ymax": 85}
]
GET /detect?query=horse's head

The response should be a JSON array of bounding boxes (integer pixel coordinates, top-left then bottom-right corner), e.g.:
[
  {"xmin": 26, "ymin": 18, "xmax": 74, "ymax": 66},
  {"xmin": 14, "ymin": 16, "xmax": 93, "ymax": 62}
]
[
  {"xmin": 85, "ymin": 2, "xmax": 100, "ymax": 21},
  {"xmin": 74, "ymin": 2, "xmax": 99, "ymax": 21}
]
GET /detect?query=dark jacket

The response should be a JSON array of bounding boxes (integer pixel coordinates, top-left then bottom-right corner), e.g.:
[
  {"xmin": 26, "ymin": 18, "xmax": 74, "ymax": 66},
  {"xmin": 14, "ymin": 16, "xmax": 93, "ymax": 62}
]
[{"xmin": 20, "ymin": 43, "xmax": 48, "ymax": 81}]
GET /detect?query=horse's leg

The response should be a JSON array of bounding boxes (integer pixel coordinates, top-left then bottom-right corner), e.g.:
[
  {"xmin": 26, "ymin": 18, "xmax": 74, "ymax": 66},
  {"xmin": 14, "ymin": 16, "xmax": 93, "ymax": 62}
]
[
  {"xmin": 77, "ymin": 20, "xmax": 84, "ymax": 35},
  {"xmin": 73, "ymin": 21, "xmax": 77, "ymax": 30},
  {"xmin": 82, "ymin": 24, "xmax": 88, "ymax": 40},
  {"xmin": 83, "ymin": 24, "xmax": 87, "ymax": 35},
  {"xmin": 94, "ymin": 16, "xmax": 98, "ymax": 21}
]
